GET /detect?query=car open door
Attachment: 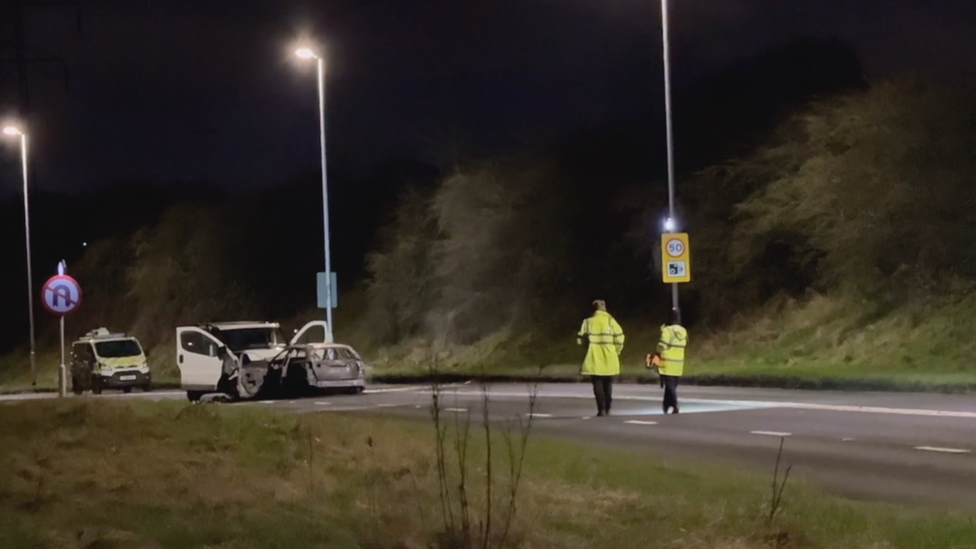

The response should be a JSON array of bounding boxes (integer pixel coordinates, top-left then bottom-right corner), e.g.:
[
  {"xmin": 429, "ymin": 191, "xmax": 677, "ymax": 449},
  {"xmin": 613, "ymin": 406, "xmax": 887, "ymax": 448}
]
[
  {"xmin": 176, "ymin": 327, "xmax": 226, "ymax": 391},
  {"xmin": 290, "ymin": 321, "xmax": 332, "ymax": 345}
]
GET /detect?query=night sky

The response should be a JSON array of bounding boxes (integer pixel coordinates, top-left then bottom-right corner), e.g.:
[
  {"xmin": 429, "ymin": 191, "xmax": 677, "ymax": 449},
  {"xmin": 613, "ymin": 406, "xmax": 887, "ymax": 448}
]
[{"xmin": 1, "ymin": 0, "xmax": 975, "ymax": 196}]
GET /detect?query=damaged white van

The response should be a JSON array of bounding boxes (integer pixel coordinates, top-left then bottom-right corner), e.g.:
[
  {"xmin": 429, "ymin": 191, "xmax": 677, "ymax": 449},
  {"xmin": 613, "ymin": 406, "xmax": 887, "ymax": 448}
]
[{"xmin": 176, "ymin": 320, "xmax": 366, "ymax": 402}]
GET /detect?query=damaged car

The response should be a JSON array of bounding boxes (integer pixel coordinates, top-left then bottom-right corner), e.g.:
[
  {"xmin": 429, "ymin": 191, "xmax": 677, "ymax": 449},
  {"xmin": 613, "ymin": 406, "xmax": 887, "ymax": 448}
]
[{"xmin": 176, "ymin": 320, "xmax": 364, "ymax": 401}]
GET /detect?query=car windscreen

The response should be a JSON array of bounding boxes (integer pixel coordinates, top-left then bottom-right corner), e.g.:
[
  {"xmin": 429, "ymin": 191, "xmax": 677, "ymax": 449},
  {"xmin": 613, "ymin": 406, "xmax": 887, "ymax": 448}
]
[
  {"xmin": 217, "ymin": 328, "xmax": 284, "ymax": 352},
  {"xmin": 94, "ymin": 340, "xmax": 143, "ymax": 358}
]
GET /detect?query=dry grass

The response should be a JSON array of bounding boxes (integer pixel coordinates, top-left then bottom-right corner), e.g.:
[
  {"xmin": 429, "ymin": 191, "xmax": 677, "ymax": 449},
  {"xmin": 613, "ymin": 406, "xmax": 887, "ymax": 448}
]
[
  {"xmin": 692, "ymin": 291, "xmax": 976, "ymax": 384},
  {"xmin": 1, "ymin": 399, "xmax": 974, "ymax": 549}
]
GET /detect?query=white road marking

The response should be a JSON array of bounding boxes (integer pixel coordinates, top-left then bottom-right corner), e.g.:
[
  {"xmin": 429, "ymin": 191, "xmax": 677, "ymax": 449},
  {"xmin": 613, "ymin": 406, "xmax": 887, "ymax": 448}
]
[
  {"xmin": 374, "ymin": 403, "xmax": 399, "ymax": 408},
  {"xmin": 751, "ymin": 431, "xmax": 792, "ymax": 437},
  {"xmin": 527, "ymin": 413, "xmax": 552, "ymax": 418},
  {"xmin": 914, "ymin": 446, "xmax": 971, "ymax": 454},
  {"xmin": 842, "ymin": 437, "xmax": 855, "ymax": 442},
  {"xmin": 776, "ymin": 402, "xmax": 976, "ymax": 420},
  {"xmin": 443, "ymin": 407, "xmax": 468, "ymax": 413},
  {"xmin": 314, "ymin": 401, "xmax": 332, "ymax": 406},
  {"xmin": 365, "ymin": 386, "xmax": 429, "ymax": 394},
  {"xmin": 625, "ymin": 420, "xmax": 658, "ymax": 426},
  {"xmin": 442, "ymin": 390, "xmax": 976, "ymax": 420}
]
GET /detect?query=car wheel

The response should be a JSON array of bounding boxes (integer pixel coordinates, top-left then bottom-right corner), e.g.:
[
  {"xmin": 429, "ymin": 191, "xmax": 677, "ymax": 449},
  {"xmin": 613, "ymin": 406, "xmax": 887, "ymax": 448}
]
[
  {"xmin": 123, "ymin": 387, "xmax": 132, "ymax": 394},
  {"xmin": 92, "ymin": 378, "xmax": 103, "ymax": 395},
  {"xmin": 187, "ymin": 391, "xmax": 203, "ymax": 402},
  {"xmin": 142, "ymin": 383, "xmax": 153, "ymax": 392},
  {"xmin": 355, "ymin": 386, "xmax": 365, "ymax": 395}
]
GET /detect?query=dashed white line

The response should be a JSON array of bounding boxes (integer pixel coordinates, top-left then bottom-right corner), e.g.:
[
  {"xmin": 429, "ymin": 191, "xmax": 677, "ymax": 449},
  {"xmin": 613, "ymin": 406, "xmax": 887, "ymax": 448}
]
[
  {"xmin": 314, "ymin": 401, "xmax": 332, "ymax": 406},
  {"xmin": 751, "ymin": 431, "xmax": 792, "ymax": 437},
  {"xmin": 442, "ymin": 390, "xmax": 976, "ymax": 420},
  {"xmin": 914, "ymin": 446, "xmax": 970, "ymax": 454},
  {"xmin": 365, "ymin": 386, "xmax": 429, "ymax": 394},
  {"xmin": 443, "ymin": 407, "xmax": 468, "ymax": 413},
  {"xmin": 842, "ymin": 437, "xmax": 855, "ymax": 442},
  {"xmin": 527, "ymin": 413, "xmax": 553, "ymax": 418},
  {"xmin": 625, "ymin": 420, "xmax": 658, "ymax": 426},
  {"xmin": 375, "ymin": 403, "xmax": 399, "ymax": 408}
]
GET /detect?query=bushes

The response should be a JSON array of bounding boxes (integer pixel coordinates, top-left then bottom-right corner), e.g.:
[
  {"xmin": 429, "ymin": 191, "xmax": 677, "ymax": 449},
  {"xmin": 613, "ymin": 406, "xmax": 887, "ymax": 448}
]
[
  {"xmin": 365, "ymin": 162, "xmax": 585, "ymax": 348},
  {"xmin": 663, "ymin": 78, "xmax": 976, "ymax": 326},
  {"xmin": 737, "ymin": 80, "xmax": 976, "ymax": 291}
]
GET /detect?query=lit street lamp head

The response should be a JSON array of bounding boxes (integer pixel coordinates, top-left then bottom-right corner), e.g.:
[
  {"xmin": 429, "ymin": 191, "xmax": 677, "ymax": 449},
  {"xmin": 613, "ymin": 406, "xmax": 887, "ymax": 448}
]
[
  {"xmin": 295, "ymin": 48, "xmax": 317, "ymax": 60},
  {"xmin": 664, "ymin": 217, "xmax": 676, "ymax": 232},
  {"xmin": 2, "ymin": 126, "xmax": 23, "ymax": 137}
]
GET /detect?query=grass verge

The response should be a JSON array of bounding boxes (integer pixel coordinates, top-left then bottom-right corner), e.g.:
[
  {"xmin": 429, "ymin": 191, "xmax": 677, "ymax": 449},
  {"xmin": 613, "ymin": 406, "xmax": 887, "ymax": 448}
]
[
  {"xmin": 364, "ymin": 292, "xmax": 976, "ymax": 393},
  {"xmin": 1, "ymin": 398, "xmax": 974, "ymax": 548},
  {"xmin": 6, "ymin": 292, "xmax": 976, "ymax": 395}
]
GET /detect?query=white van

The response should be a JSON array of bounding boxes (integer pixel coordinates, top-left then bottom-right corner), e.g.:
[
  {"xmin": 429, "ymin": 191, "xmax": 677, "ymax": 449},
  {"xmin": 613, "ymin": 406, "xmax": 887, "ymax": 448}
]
[{"xmin": 176, "ymin": 320, "xmax": 332, "ymax": 401}]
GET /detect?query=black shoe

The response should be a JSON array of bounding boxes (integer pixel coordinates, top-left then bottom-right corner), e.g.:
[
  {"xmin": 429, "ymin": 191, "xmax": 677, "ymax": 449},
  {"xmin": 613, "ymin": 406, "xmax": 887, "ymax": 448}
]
[
  {"xmin": 597, "ymin": 410, "xmax": 606, "ymax": 417},
  {"xmin": 672, "ymin": 406, "xmax": 679, "ymax": 414}
]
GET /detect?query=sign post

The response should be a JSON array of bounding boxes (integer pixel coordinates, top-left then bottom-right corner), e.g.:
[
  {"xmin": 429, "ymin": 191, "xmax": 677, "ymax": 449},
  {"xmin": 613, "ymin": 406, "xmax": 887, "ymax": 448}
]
[
  {"xmin": 661, "ymin": 233, "xmax": 691, "ymax": 284},
  {"xmin": 41, "ymin": 261, "xmax": 82, "ymax": 397}
]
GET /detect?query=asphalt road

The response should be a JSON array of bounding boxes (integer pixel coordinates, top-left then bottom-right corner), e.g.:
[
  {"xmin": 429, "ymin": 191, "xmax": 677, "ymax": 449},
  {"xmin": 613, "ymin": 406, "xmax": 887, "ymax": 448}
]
[{"xmin": 4, "ymin": 383, "xmax": 976, "ymax": 509}]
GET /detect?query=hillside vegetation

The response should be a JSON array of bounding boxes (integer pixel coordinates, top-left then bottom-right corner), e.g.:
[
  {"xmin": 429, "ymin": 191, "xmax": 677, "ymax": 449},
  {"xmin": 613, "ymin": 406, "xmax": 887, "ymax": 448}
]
[
  {"xmin": 4, "ymin": 41, "xmax": 976, "ymax": 391},
  {"xmin": 354, "ymin": 78, "xmax": 976, "ymax": 388}
]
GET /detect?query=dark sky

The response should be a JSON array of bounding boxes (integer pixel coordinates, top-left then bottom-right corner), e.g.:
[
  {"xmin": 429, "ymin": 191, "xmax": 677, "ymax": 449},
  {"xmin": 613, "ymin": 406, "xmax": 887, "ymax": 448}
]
[{"xmin": 1, "ymin": 0, "xmax": 975, "ymax": 195}]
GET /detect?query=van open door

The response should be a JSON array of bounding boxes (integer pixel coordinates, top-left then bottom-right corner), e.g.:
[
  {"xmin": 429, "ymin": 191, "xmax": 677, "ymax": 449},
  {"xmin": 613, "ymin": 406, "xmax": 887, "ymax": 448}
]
[
  {"xmin": 176, "ymin": 327, "xmax": 226, "ymax": 395},
  {"xmin": 290, "ymin": 321, "xmax": 332, "ymax": 345}
]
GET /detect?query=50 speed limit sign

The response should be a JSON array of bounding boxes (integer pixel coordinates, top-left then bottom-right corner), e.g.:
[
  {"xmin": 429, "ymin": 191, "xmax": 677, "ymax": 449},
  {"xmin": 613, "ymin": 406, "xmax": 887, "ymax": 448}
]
[{"xmin": 661, "ymin": 233, "xmax": 691, "ymax": 283}]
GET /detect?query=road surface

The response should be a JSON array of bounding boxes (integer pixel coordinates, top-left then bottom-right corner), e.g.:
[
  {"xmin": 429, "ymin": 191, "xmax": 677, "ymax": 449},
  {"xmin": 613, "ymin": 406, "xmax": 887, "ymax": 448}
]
[{"xmin": 4, "ymin": 383, "xmax": 976, "ymax": 509}]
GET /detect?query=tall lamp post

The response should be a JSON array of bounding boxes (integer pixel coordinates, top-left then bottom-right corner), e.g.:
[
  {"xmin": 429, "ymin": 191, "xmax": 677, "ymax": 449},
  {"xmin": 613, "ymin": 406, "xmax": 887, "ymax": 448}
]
[
  {"xmin": 3, "ymin": 125, "xmax": 37, "ymax": 386},
  {"xmin": 295, "ymin": 46, "xmax": 334, "ymax": 341},
  {"xmin": 659, "ymin": 0, "xmax": 679, "ymax": 314}
]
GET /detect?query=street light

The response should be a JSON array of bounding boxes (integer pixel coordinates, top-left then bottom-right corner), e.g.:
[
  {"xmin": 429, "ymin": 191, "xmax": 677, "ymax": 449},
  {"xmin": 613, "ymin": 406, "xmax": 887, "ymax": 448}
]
[
  {"xmin": 294, "ymin": 46, "xmax": 334, "ymax": 341},
  {"xmin": 3, "ymin": 125, "xmax": 37, "ymax": 386},
  {"xmin": 659, "ymin": 0, "xmax": 679, "ymax": 314}
]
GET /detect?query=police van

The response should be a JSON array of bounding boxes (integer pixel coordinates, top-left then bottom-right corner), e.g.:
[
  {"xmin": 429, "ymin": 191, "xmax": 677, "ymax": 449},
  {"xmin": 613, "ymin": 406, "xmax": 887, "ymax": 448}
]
[{"xmin": 71, "ymin": 328, "xmax": 152, "ymax": 394}]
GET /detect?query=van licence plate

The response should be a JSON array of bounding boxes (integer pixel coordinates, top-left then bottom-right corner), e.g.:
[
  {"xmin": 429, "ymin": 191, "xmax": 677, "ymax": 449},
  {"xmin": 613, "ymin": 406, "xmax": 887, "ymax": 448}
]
[{"xmin": 120, "ymin": 375, "xmax": 137, "ymax": 381}]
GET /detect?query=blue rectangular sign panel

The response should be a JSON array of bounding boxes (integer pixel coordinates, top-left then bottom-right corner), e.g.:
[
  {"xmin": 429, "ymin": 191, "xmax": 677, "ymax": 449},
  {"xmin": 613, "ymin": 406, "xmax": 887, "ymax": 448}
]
[{"xmin": 316, "ymin": 272, "xmax": 338, "ymax": 309}]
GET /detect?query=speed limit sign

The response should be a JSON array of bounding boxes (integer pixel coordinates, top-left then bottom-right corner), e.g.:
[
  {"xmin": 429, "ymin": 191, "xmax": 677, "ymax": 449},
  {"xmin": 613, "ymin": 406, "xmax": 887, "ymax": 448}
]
[{"xmin": 661, "ymin": 233, "xmax": 691, "ymax": 283}]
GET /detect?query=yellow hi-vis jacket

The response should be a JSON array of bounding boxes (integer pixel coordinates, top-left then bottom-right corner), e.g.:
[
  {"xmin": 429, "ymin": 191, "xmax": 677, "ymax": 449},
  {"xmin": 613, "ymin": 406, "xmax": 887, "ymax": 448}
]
[
  {"xmin": 577, "ymin": 311, "xmax": 625, "ymax": 376},
  {"xmin": 657, "ymin": 324, "xmax": 688, "ymax": 377}
]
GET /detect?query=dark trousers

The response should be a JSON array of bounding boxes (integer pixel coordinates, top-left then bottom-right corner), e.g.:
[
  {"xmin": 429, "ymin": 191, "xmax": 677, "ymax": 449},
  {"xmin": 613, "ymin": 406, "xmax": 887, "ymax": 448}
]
[
  {"xmin": 590, "ymin": 375, "xmax": 614, "ymax": 413},
  {"xmin": 662, "ymin": 375, "xmax": 680, "ymax": 412}
]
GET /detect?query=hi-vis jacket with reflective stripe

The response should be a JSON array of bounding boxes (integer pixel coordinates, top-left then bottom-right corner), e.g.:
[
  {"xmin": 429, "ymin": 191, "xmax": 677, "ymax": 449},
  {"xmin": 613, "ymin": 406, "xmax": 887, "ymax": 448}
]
[
  {"xmin": 577, "ymin": 311, "xmax": 625, "ymax": 376},
  {"xmin": 657, "ymin": 324, "xmax": 688, "ymax": 377}
]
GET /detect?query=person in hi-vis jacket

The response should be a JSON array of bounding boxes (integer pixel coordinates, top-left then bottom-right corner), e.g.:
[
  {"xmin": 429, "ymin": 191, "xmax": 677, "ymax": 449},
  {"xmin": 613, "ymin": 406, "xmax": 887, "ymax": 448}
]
[
  {"xmin": 577, "ymin": 300, "xmax": 625, "ymax": 416},
  {"xmin": 654, "ymin": 308, "xmax": 687, "ymax": 414}
]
